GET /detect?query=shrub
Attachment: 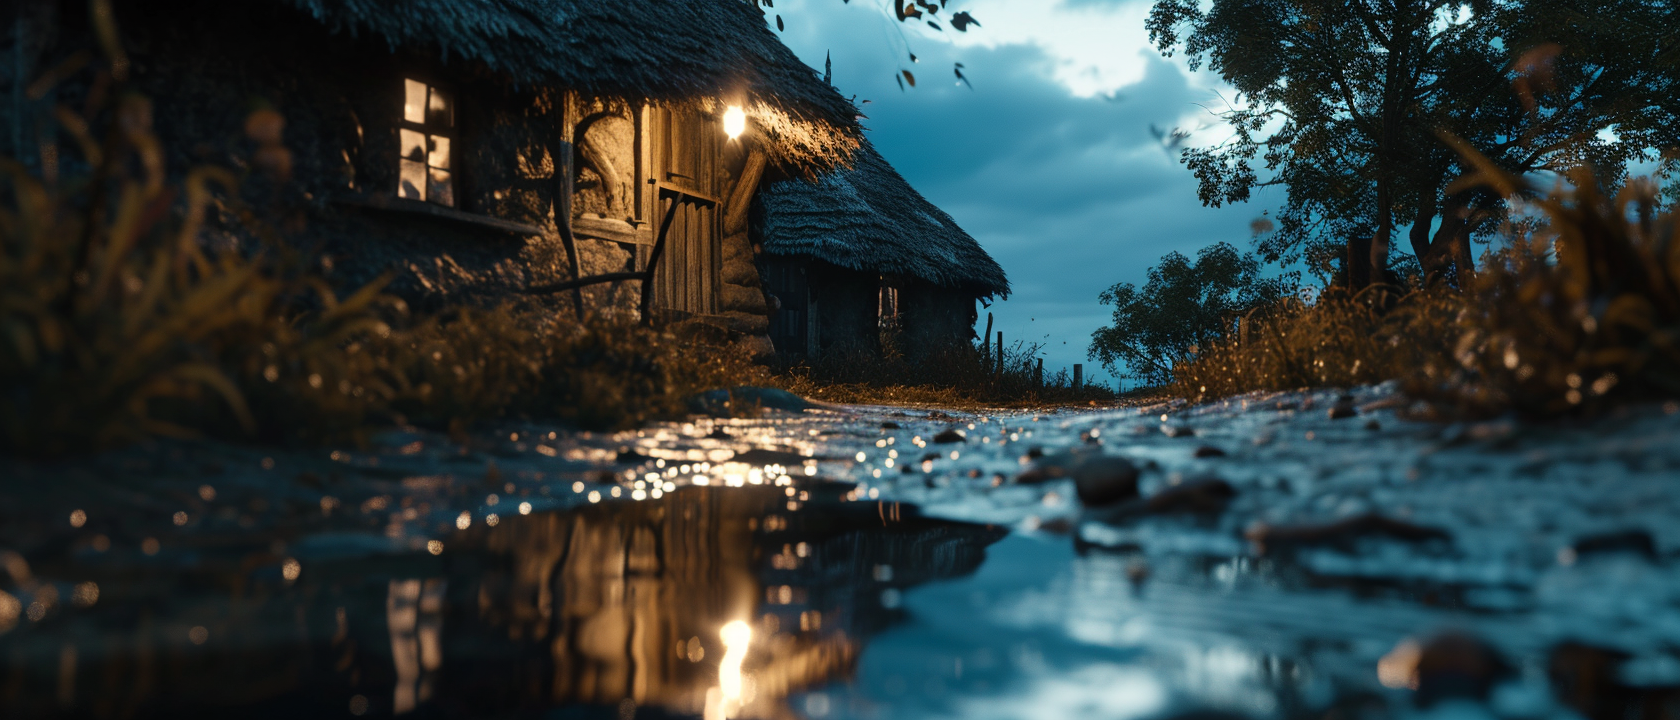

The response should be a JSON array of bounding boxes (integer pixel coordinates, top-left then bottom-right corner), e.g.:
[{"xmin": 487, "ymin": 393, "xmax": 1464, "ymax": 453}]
[{"xmin": 1406, "ymin": 149, "xmax": 1680, "ymax": 418}]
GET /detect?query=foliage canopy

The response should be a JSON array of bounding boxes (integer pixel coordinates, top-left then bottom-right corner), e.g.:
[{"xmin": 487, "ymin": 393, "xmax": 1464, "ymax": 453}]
[{"xmin": 1089, "ymin": 242, "xmax": 1295, "ymax": 385}]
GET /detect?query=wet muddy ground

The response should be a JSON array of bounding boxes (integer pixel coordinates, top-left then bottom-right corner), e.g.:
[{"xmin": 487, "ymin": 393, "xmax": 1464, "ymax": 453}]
[{"xmin": 3, "ymin": 384, "xmax": 1680, "ymax": 719}]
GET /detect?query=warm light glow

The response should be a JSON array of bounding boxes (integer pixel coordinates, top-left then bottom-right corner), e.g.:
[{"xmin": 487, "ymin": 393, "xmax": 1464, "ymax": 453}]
[
  {"xmin": 706, "ymin": 620, "xmax": 753, "ymax": 720},
  {"xmin": 723, "ymin": 106, "xmax": 746, "ymax": 139},
  {"xmin": 1377, "ymin": 638, "xmax": 1422, "ymax": 689}
]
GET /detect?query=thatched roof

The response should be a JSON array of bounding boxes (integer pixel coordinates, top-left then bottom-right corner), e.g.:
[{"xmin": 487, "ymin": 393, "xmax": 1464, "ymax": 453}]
[
  {"xmin": 281, "ymin": 0, "xmax": 860, "ymax": 169},
  {"xmin": 759, "ymin": 140, "xmax": 1009, "ymax": 298}
]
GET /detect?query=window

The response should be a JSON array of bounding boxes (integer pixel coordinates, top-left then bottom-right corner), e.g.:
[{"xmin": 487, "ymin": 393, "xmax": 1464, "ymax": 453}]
[{"xmin": 399, "ymin": 79, "xmax": 454, "ymax": 207}]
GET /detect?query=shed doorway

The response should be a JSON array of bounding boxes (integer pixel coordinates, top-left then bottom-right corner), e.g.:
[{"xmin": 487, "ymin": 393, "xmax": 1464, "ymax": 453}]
[{"xmin": 648, "ymin": 107, "xmax": 721, "ymax": 316}]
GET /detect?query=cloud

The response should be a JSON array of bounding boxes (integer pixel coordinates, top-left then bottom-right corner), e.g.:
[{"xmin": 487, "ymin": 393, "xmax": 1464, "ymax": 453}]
[{"xmin": 770, "ymin": 0, "xmax": 1280, "ymax": 386}]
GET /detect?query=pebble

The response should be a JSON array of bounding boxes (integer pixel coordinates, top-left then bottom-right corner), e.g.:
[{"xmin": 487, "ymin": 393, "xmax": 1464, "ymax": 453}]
[
  {"xmin": 1193, "ymin": 446, "xmax": 1226, "ymax": 458},
  {"xmin": 931, "ymin": 429, "xmax": 967, "ymax": 444},
  {"xmin": 1246, "ymin": 512, "xmax": 1452, "ymax": 554},
  {"xmin": 1571, "ymin": 528, "xmax": 1656, "ymax": 560},
  {"xmin": 1163, "ymin": 426, "xmax": 1196, "ymax": 438},
  {"xmin": 1414, "ymin": 631, "xmax": 1510, "ymax": 707},
  {"xmin": 1070, "ymin": 456, "xmax": 1141, "ymax": 507},
  {"xmin": 1329, "ymin": 400, "xmax": 1358, "ymax": 419}
]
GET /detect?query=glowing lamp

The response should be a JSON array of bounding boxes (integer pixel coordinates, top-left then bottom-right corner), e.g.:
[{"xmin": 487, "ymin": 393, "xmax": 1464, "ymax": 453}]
[{"xmin": 723, "ymin": 105, "xmax": 746, "ymax": 139}]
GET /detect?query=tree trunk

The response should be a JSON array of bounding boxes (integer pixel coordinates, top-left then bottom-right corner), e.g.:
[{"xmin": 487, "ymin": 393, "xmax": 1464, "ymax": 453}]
[{"xmin": 1429, "ymin": 194, "xmax": 1474, "ymax": 287}]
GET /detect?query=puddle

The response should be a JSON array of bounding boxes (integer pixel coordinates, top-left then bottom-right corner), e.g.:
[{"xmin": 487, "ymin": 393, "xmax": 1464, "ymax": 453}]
[{"xmin": 5, "ymin": 390, "xmax": 1680, "ymax": 718}]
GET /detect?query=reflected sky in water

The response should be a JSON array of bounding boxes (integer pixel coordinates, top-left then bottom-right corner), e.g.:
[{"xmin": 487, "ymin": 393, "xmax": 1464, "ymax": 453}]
[{"xmin": 6, "ymin": 390, "xmax": 1680, "ymax": 719}]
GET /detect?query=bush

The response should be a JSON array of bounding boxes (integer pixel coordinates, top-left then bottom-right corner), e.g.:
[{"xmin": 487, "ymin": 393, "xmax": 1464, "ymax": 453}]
[
  {"xmin": 1170, "ymin": 153, "xmax": 1680, "ymax": 419},
  {"xmin": 1170, "ymin": 285, "xmax": 1462, "ymax": 400},
  {"xmin": 1406, "ymin": 151, "xmax": 1680, "ymax": 418}
]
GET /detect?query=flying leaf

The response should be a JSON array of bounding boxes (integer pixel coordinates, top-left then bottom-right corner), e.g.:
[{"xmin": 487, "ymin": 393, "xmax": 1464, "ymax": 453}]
[
  {"xmin": 950, "ymin": 11, "xmax": 979, "ymax": 31},
  {"xmin": 909, "ymin": 52, "xmax": 918, "ymax": 63},
  {"xmin": 927, "ymin": 20, "xmax": 942, "ymax": 30},
  {"xmin": 776, "ymin": 14, "xmax": 784, "ymax": 31},
  {"xmin": 954, "ymin": 64, "xmax": 972, "ymax": 89},
  {"xmin": 902, "ymin": 69, "xmax": 916, "ymax": 87},
  {"xmin": 895, "ymin": 73, "xmax": 905, "ymax": 91}
]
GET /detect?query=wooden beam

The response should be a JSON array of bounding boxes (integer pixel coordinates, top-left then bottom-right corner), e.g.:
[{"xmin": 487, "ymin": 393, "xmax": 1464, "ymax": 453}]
[
  {"xmin": 519, "ymin": 271, "xmax": 647, "ymax": 295},
  {"xmin": 722, "ymin": 147, "xmax": 768, "ymax": 236},
  {"xmin": 639, "ymin": 192, "xmax": 684, "ymax": 323},
  {"xmin": 554, "ymin": 89, "xmax": 585, "ymax": 318}
]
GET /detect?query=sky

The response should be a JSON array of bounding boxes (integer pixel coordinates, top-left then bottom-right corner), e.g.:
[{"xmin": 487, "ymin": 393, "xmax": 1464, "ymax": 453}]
[{"xmin": 769, "ymin": 0, "xmax": 1285, "ymax": 389}]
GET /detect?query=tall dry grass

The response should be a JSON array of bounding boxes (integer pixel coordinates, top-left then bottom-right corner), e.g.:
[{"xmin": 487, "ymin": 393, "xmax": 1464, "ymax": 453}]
[
  {"xmin": 1170, "ymin": 151, "xmax": 1679, "ymax": 418},
  {"xmin": 778, "ymin": 338, "xmax": 1115, "ymax": 407},
  {"xmin": 0, "ymin": 30, "xmax": 761, "ymax": 456},
  {"xmin": 1407, "ymin": 146, "xmax": 1680, "ymax": 418}
]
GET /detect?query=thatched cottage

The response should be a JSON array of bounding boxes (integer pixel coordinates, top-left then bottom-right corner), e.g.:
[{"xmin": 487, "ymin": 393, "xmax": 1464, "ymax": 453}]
[
  {"xmin": 3, "ymin": 0, "xmax": 1004, "ymax": 359},
  {"xmin": 757, "ymin": 140, "xmax": 1009, "ymax": 359}
]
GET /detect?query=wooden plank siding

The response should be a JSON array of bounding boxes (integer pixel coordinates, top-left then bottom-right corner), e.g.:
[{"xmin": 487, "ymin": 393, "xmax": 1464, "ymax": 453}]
[{"xmin": 649, "ymin": 106, "xmax": 722, "ymax": 315}]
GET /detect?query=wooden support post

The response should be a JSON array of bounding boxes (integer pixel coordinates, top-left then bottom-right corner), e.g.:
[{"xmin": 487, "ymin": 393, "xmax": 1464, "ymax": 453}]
[
  {"xmin": 981, "ymin": 312, "xmax": 993, "ymax": 361},
  {"xmin": 1073, "ymin": 364, "xmax": 1083, "ymax": 389},
  {"xmin": 1036, "ymin": 358, "xmax": 1043, "ymax": 388},
  {"xmin": 994, "ymin": 331, "xmax": 1004, "ymax": 384},
  {"xmin": 638, "ymin": 192, "xmax": 683, "ymax": 324},
  {"xmin": 723, "ymin": 147, "xmax": 768, "ymax": 236},
  {"xmin": 554, "ymin": 90, "xmax": 585, "ymax": 319}
]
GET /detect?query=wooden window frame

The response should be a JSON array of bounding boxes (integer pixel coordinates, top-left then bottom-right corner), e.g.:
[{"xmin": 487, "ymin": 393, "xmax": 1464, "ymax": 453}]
[{"xmin": 397, "ymin": 78, "xmax": 456, "ymax": 207}]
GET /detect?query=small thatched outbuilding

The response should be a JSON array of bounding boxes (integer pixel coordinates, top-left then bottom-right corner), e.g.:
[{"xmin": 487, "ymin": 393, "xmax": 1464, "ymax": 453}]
[{"xmin": 756, "ymin": 140, "xmax": 1009, "ymax": 360}]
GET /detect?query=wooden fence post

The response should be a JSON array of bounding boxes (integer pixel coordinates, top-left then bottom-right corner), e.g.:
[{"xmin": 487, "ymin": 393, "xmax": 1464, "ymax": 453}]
[
  {"xmin": 994, "ymin": 331, "xmax": 1003, "ymax": 384},
  {"xmin": 1073, "ymin": 364, "xmax": 1082, "ymax": 389},
  {"xmin": 981, "ymin": 312, "xmax": 993, "ymax": 362},
  {"xmin": 1035, "ymin": 358, "xmax": 1043, "ymax": 388}
]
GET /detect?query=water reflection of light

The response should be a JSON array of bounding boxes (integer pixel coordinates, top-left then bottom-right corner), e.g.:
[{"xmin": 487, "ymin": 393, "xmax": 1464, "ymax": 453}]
[
  {"xmin": 1377, "ymin": 638, "xmax": 1421, "ymax": 689},
  {"xmin": 706, "ymin": 620, "xmax": 753, "ymax": 720}
]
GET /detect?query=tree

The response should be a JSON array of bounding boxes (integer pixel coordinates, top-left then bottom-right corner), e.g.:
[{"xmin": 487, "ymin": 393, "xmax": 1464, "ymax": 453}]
[
  {"xmin": 1090, "ymin": 243, "xmax": 1295, "ymax": 385},
  {"xmin": 1147, "ymin": 0, "xmax": 1680, "ymax": 289}
]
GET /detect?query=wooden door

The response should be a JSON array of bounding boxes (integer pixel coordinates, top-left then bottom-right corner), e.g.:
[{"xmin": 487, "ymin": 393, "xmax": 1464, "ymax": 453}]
[{"xmin": 649, "ymin": 107, "xmax": 721, "ymax": 315}]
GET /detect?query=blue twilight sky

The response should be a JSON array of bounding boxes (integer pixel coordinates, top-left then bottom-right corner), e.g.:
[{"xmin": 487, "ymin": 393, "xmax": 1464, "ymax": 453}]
[{"xmin": 765, "ymin": 0, "xmax": 1285, "ymax": 389}]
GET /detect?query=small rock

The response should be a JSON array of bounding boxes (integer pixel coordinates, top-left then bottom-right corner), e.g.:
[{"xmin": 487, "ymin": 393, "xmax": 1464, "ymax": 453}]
[
  {"xmin": 1364, "ymin": 420, "xmax": 1382, "ymax": 431},
  {"xmin": 1547, "ymin": 642, "xmax": 1633, "ymax": 720},
  {"xmin": 615, "ymin": 448, "xmax": 651, "ymax": 464},
  {"xmin": 1023, "ymin": 446, "xmax": 1045, "ymax": 460},
  {"xmin": 1014, "ymin": 448, "xmax": 1097, "ymax": 484},
  {"xmin": 931, "ymin": 429, "xmax": 967, "ymax": 444},
  {"xmin": 1070, "ymin": 456, "xmax": 1141, "ymax": 507},
  {"xmin": 1193, "ymin": 445, "xmax": 1226, "ymax": 458},
  {"xmin": 1097, "ymin": 478, "xmax": 1237, "ymax": 521},
  {"xmin": 1572, "ymin": 529, "xmax": 1656, "ymax": 560},
  {"xmin": 880, "ymin": 421, "xmax": 902, "ymax": 430},
  {"xmin": 1246, "ymin": 512, "xmax": 1452, "ymax": 554},
  {"xmin": 1163, "ymin": 426, "xmax": 1196, "ymax": 438},
  {"xmin": 1037, "ymin": 517, "xmax": 1075, "ymax": 534},
  {"xmin": 731, "ymin": 448, "xmax": 810, "ymax": 466},
  {"xmin": 1329, "ymin": 400, "xmax": 1358, "ymax": 419},
  {"xmin": 1414, "ymin": 631, "xmax": 1511, "ymax": 707},
  {"xmin": 707, "ymin": 427, "xmax": 732, "ymax": 439},
  {"xmin": 1148, "ymin": 478, "xmax": 1236, "ymax": 514}
]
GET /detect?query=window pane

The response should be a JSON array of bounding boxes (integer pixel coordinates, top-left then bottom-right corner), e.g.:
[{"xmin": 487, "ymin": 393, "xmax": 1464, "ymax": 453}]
[
  {"xmin": 427, "ymin": 134, "xmax": 450, "ymax": 170},
  {"xmin": 399, "ymin": 159, "xmax": 427, "ymax": 200},
  {"xmin": 404, "ymin": 79, "xmax": 427, "ymax": 124},
  {"xmin": 400, "ymin": 128, "xmax": 426, "ymax": 162},
  {"xmin": 427, "ymin": 87, "xmax": 452, "ymax": 128},
  {"xmin": 428, "ymin": 168, "xmax": 453, "ymax": 207}
]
